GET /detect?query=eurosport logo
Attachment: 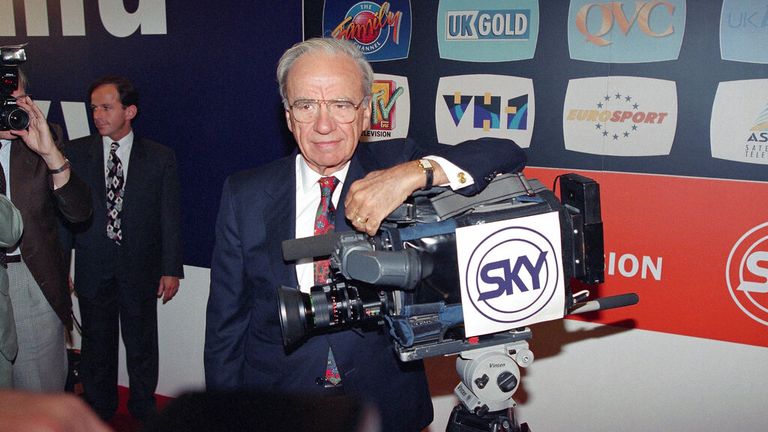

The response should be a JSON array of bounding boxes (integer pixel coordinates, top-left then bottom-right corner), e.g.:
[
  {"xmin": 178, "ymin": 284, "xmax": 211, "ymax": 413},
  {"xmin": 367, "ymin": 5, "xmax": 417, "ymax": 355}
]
[
  {"xmin": 726, "ymin": 222, "xmax": 768, "ymax": 327},
  {"xmin": 720, "ymin": 0, "xmax": 768, "ymax": 64},
  {"xmin": 568, "ymin": 0, "xmax": 686, "ymax": 63},
  {"xmin": 361, "ymin": 73, "xmax": 410, "ymax": 142},
  {"xmin": 563, "ymin": 76, "xmax": 677, "ymax": 156},
  {"xmin": 436, "ymin": 0, "xmax": 539, "ymax": 62},
  {"xmin": 323, "ymin": 0, "xmax": 412, "ymax": 62},
  {"xmin": 711, "ymin": 79, "xmax": 768, "ymax": 165},
  {"xmin": 456, "ymin": 212, "xmax": 565, "ymax": 337},
  {"xmin": 435, "ymin": 75, "xmax": 534, "ymax": 147}
]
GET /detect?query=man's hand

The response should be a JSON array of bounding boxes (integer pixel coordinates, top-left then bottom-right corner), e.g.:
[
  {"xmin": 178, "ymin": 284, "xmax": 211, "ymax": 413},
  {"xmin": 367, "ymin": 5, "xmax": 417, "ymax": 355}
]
[
  {"xmin": 12, "ymin": 96, "xmax": 71, "ymax": 189},
  {"xmin": 344, "ymin": 159, "xmax": 446, "ymax": 235},
  {"xmin": 157, "ymin": 275, "xmax": 180, "ymax": 304}
]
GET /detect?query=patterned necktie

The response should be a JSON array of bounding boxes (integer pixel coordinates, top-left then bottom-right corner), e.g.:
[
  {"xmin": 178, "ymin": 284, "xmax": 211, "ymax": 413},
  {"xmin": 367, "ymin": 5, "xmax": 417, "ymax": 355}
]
[
  {"xmin": 106, "ymin": 142, "xmax": 125, "ymax": 244},
  {"xmin": 313, "ymin": 176, "xmax": 339, "ymax": 285},
  {"xmin": 313, "ymin": 176, "xmax": 342, "ymax": 387}
]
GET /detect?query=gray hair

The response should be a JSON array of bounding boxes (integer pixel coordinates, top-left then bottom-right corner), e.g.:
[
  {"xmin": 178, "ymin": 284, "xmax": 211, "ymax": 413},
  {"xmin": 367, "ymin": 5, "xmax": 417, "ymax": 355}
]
[{"xmin": 276, "ymin": 37, "xmax": 374, "ymax": 102}]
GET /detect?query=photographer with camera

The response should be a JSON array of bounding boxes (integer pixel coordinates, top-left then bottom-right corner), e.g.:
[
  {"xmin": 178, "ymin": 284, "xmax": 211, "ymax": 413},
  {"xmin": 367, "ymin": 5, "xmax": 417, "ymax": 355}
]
[
  {"xmin": 204, "ymin": 37, "xmax": 526, "ymax": 432},
  {"xmin": 0, "ymin": 48, "xmax": 93, "ymax": 392}
]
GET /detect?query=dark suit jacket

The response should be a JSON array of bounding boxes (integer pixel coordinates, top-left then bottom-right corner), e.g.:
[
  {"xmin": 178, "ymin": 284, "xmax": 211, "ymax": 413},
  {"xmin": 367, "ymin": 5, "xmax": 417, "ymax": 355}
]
[
  {"xmin": 64, "ymin": 134, "xmax": 184, "ymax": 299},
  {"xmin": 204, "ymin": 138, "xmax": 526, "ymax": 431},
  {"xmin": 9, "ymin": 139, "xmax": 92, "ymax": 329}
]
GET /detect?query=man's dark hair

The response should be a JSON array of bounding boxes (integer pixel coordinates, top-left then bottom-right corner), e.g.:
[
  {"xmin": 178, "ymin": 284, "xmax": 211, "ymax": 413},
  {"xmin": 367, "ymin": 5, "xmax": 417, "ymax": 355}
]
[{"xmin": 88, "ymin": 75, "xmax": 139, "ymax": 108}]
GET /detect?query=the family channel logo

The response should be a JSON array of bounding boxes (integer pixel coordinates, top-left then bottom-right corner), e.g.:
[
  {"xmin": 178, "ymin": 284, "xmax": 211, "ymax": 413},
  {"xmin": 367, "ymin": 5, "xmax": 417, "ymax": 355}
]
[
  {"xmin": 720, "ymin": 0, "xmax": 768, "ymax": 64},
  {"xmin": 563, "ymin": 76, "xmax": 677, "ymax": 156},
  {"xmin": 726, "ymin": 221, "xmax": 768, "ymax": 327},
  {"xmin": 361, "ymin": 73, "xmax": 410, "ymax": 142},
  {"xmin": 711, "ymin": 79, "xmax": 768, "ymax": 165},
  {"xmin": 568, "ymin": 0, "xmax": 686, "ymax": 63},
  {"xmin": 323, "ymin": 0, "xmax": 412, "ymax": 62},
  {"xmin": 456, "ymin": 212, "xmax": 565, "ymax": 337},
  {"xmin": 436, "ymin": 0, "xmax": 539, "ymax": 62},
  {"xmin": 435, "ymin": 75, "xmax": 534, "ymax": 147}
]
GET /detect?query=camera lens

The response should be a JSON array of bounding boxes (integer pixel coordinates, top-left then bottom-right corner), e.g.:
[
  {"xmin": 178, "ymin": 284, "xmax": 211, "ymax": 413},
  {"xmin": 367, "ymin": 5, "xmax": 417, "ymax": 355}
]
[{"xmin": 0, "ymin": 103, "xmax": 29, "ymax": 131}]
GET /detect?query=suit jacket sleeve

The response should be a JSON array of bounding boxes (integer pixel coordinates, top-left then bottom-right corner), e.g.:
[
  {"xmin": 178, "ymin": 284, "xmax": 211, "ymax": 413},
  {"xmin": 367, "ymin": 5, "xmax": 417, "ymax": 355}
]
[
  {"xmin": 52, "ymin": 169, "xmax": 93, "ymax": 223},
  {"xmin": 204, "ymin": 176, "xmax": 251, "ymax": 389},
  {"xmin": 0, "ymin": 195, "xmax": 23, "ymax": 247},
  {"xmin": 159, "ymin": 149, "xmax": 184, "ymax": 277}
]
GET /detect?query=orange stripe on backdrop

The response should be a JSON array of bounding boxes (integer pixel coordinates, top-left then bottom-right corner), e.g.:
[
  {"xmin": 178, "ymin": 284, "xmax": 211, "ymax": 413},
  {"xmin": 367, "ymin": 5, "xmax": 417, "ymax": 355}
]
[{"xmin": 524, "ymin": 167, "xmax": 768, "ymax": 348}]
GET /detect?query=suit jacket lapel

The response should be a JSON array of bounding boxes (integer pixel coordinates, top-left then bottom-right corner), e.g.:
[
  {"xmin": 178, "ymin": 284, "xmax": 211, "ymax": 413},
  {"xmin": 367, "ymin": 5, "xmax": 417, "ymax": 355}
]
[
  {"xmin": 267, "ymin": 156, "xmax": 298, "ymax": 287},
  {"xmin": 87, "ymin": 136, "xmax": 106, "ymax": 204}
]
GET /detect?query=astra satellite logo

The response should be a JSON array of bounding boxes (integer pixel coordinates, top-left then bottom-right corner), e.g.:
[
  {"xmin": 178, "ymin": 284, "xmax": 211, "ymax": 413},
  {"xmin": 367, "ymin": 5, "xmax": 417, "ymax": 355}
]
[
  {"xmin": 362, "ymin": 74, "xmax": 410, "ymax": 142},
  {"xmin": 568, "ymin": 0, "xmax": 686, "ymax": 63},
  {"xmin": 324, "ymin": 0, "xmax": 412, "ymax": 61},
  {"xmin": 720, "ymin": 0, "xmax": 768, "ymax": 63},
  {"xmin": 435, "ymin": 75, "xmax": 534, "ymax": 147},
  {"xmin": 711, "ymin": 79, "xmax": 768, "ymax": 165},
  {"xmin": 726, "ymin": 222, "xmax": 768, "ymax": 327},
  {"xmin": 457, "ymin": 212, "xmax": 565, "ymax": 336},
  {"xmin": 437, "ymin": 0, "xmax": 540, "ymax": 62},
  {"xmin": 563, "ymin": 76, "xmax": 677, "ymax": 156}
]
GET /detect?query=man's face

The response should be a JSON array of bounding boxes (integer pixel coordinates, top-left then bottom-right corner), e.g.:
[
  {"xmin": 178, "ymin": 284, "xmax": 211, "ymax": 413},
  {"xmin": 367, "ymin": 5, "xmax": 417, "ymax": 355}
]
[
  {"xmin": 284, "ymin": 52, "xmax": 371, "ymax": 176},
  {"xmin": 90, "ymin": 84, "xmax": 136, "ymax": 141},
  {"xmin": 0, "ymin": 86, "xmax": 23, "ymax": 140}
]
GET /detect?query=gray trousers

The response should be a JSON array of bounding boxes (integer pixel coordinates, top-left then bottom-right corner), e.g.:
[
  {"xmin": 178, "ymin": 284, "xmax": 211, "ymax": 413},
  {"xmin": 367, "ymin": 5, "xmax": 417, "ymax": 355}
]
[{"xmin": 7, "ymin": 260, "xmax": 67, "ymax": 391}]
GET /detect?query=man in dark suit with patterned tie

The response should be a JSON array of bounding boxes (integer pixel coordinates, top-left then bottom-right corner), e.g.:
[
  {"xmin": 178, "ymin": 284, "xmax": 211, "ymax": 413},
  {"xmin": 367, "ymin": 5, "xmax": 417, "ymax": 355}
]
[
  {"xmin": 64, "ymin": 76, "xmax": 184, "ymax": 421},
  {"xmin": 204, "ymin": 38, "xmax": 527, "ymax": 431}
]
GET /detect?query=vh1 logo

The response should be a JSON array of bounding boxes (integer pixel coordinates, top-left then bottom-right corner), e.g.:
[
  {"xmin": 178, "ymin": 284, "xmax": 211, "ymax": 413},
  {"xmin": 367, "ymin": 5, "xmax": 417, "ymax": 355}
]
[{"xmin": 442, "ymin": 92, "xmax": 529, "ymax": 132}]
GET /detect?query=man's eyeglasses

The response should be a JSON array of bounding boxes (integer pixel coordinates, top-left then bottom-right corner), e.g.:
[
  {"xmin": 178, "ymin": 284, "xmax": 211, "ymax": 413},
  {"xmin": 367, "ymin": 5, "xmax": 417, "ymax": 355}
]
[{"xmin": 285, "ymin": 97, "xmax": 368, "ymax": 124}]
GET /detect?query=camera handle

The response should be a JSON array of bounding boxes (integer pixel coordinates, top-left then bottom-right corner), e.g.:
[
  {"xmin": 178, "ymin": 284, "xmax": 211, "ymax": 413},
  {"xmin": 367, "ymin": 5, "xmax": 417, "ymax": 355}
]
[{"xmin": 447, "ymin": 336, "xmax": 534, "ymax": 432}]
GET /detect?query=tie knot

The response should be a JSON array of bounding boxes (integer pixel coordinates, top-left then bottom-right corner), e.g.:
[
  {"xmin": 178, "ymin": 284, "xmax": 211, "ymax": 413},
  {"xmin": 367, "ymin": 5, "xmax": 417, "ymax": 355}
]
[
  {"xmin": 110, "ymin": 142, "xmax": 120, "ymax": 152},
  {"xmin": 318, "ymin": 176, "xmax": 339, "ymax": 197}
]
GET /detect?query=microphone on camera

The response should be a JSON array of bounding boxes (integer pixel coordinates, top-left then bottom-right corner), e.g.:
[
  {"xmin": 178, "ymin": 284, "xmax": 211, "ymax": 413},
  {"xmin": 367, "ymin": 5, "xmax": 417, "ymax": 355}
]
[{"xmin": 282, "ymin": 232, "xmax": 344, "ymax": 262}]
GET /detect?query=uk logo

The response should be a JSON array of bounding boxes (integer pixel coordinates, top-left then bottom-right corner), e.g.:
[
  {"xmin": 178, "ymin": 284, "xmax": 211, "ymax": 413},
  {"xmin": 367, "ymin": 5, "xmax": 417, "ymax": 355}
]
[
  {"xmin": 323, "ymin": 0, "xmax": 412, "ymax": 62},
  {"xmin": 726, "ymin": 222, "xmax": 768, "ymax": 327},
  {"xmin": 456, "ymin": 212, "xmax": 565, "ymax": 337},
  {"xmin": 568, "ymin": 0, "xmax": 686, "ymax": 63},
  {"xmin": 436, "ymin": 0, "xmax": 540, "ymax": 62},
  {"xmin": 720, "ymin": 0, "xmax": 768, "ymax": 64}
]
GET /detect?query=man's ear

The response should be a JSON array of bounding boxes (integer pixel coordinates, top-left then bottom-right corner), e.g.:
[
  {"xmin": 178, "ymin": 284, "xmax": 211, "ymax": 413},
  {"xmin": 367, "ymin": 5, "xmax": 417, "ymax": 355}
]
[
  {"xmin": 125, "ymin": 104, "xmax": 138, "ymax": 121},
  {"xmin": 285, "ymin": 109, "xmax": 294, "ymax": 132}
]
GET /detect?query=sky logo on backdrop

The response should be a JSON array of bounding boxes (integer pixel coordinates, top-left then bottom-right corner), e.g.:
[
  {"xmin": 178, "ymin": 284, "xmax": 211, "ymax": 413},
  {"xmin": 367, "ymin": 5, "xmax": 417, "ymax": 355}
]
[
  {"xmin": 362, "ymin": 74, "xmax": 410, "ymax": 142},
  {"xmin": 323, "ymin": 0, "xmax": 412, "ymax": 62},
  {"xmin": 436, "ymin": 0, "xmax": 539, "ymax": 62},
  {"xmin": 720, "ymin": 0, "xmax": 768, "ymax": 64},
  {"xmin": 726, "ymin": 221, "xmax": 768, "ymax": 327},
  {"xmin": 563, "ymin": 76, "xmax": 677, "ymax": 156},
  {"xmin": 711, "ymin": 79, "xmax": 768, "ymax": 165},
  {"xmin": 435, "ymin": 75, "xmax": 534, "ymax": 147},
  {"xmin": 568, "ymin": 0, "xmax": 686, "ymax": 63}
]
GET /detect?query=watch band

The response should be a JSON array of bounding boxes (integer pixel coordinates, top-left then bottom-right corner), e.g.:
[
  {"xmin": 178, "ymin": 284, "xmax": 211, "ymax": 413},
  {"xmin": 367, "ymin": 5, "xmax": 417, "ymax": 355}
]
[
  {"xmin": 48, "ymin": 159, "xmax": 71, "ymax": 174},
  {"xmin": 418, "ymin": 159, "xmax": 434, "ymax": 189}
]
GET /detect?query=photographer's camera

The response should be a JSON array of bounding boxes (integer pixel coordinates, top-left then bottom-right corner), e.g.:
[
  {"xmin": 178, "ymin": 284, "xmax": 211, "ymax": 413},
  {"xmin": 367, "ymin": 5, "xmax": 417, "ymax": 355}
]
[{"xmin": 0, "ymin": 45, "xmax": 30, "ymax": 131}]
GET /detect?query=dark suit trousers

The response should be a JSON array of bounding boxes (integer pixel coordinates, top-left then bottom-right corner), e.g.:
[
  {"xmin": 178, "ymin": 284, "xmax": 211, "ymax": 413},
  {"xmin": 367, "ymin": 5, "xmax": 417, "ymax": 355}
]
[{"xmin": 78, "ymin": 257, "xmax": 159, "ymax": 420}]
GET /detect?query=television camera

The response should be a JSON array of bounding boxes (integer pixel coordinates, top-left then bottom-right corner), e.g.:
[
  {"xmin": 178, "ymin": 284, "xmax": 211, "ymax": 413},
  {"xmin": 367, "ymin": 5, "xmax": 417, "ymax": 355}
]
[
  {"xmin": 0, "ymin": 45, "xmax": 30, "ymax": 131},
  {"xmin": 278, "ymin": 172, "xmax": 638, "ymax": 432}
]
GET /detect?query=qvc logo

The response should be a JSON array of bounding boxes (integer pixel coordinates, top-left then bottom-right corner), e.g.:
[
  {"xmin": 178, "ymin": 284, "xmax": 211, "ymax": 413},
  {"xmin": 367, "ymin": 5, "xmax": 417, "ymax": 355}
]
[
  {"xmin": 726, "ymin": 222, "xmax": 768, "ymax": 326},
  {"xmin": 465, "ymin": 226, "xmax": 560, "ymax": 324}
]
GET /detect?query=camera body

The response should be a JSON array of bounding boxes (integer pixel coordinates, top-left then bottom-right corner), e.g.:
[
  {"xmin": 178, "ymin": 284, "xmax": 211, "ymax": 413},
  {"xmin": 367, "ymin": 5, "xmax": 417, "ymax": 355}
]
[
  {"xmin": 0, "ymin": 45, "xmax": 30, "ymax": 131},
  {"xmin": 278, "ymin": 173, "xmax": 604, "ymax": 360}
]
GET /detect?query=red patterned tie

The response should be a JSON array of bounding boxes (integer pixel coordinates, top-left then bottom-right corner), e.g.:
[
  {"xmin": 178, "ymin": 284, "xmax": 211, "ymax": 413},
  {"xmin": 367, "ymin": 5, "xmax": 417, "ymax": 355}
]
[
  {"xmin": 313, "ymin": 176, "xmax": 339, "ymax": 285},
  {"xmin": 313, "ymin": 176, "xmax": 342, "ymax": 387}
]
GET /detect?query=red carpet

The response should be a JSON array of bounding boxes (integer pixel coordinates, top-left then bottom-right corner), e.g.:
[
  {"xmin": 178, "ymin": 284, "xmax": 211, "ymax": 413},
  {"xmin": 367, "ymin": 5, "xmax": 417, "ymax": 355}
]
[{"xmin": 107, "ymin": 386, "xmax": 173, "ymax": 432}]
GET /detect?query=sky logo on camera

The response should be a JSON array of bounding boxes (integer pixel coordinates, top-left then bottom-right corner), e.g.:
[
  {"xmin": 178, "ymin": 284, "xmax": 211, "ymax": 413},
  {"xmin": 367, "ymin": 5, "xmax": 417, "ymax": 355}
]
[
  {"xmin": 323, "ymin": 0, "xmax": 412, "ymax": 62},
  {"xmin": 456, "ymin": 211, "xmax": 565, "ymax": 337},
  {"xmin": 437, "ymin": 0, "xmax": 539, "ymax": 62}
]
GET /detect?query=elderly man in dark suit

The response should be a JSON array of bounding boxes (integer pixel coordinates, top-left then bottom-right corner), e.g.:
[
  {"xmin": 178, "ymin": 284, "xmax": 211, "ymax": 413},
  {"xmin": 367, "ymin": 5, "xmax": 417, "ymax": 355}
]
[
  {"xmin": 204, "ymin": 38, "xmax": 527, "ymax": 431},
  {"xmin": 0, "ymin": 77, "xmax": 92, "ymax": 392},
  {"xmin": 64, "ymin": 76, "xmax": 184, "ymax": 421}
]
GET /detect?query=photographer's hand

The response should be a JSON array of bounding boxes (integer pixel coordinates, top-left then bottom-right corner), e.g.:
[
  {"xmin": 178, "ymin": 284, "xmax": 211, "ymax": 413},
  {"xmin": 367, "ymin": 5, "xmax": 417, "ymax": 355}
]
[
  {"xmin": 12, "ymin": 96, "xmax": 71, "ymax": 189},
  {"xmin": 345, "ymin": 160, "xmax": 447, "ymax": 235}
]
